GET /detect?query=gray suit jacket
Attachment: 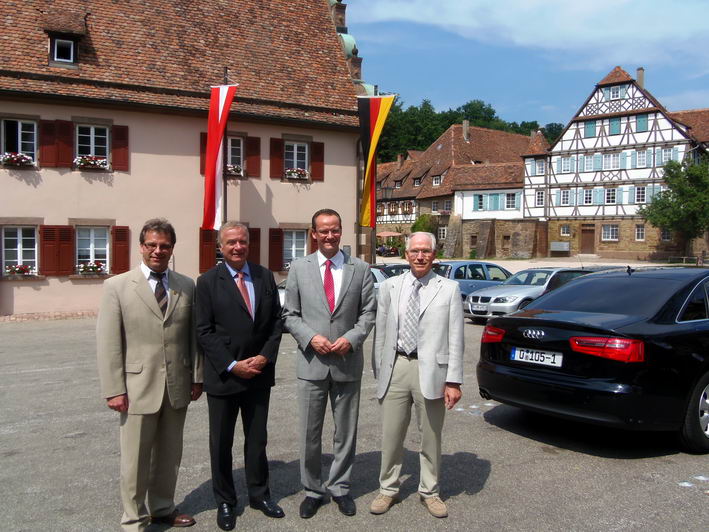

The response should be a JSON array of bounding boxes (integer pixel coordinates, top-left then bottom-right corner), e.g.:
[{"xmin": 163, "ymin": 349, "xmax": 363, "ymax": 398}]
[
  {"xmin": 372, "ymin": 272, "xmax": 464, "ymax": 400},
  {"xmin": 96, "ymin": 266, "xmax": 203, "ymax": 414},
  {"xmin": 284, "ymin": 251, "xmax": 376, "ymax": 382}
]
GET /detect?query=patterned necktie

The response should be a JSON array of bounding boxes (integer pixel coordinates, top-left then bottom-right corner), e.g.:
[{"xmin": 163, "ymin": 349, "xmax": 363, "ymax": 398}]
[
  {"xmin": 236, "ymin": 271, "xmax": 253, "ymax": 318},
  {"xmin": 400, "ymin": 279, "xmax": 422, "ymax": 355},
  {"xmin": 323, "ymin": 259, "xmax": 335, "ymax": 312},
  {"xmin": 151, "ymin": 271, "xmax": 168, "ymax": 316}
]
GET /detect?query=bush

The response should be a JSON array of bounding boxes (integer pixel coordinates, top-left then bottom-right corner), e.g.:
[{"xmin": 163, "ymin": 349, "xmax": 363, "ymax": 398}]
[
  {"xmin": 468, "ymin": 249, "xmax": 477, "ymax": 259},
  {"xmin": 411, "ymin": 214, "xmax": 437, "ymax": 235}
]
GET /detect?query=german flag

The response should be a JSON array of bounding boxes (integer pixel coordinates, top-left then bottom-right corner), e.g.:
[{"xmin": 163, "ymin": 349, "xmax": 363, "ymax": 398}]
[{"xmin": 358, "ymin": 95, "xmax": 395, "ymax": 227}]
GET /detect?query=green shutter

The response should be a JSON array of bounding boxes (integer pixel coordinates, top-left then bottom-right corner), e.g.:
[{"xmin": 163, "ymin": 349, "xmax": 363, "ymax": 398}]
[
  {"xmin": 593, "ymin": 188, "xmax": 603, "ymax": 204},
  {"xmin": 482, "ymin": 194, "xmax": 489, "ymax": 211},
  {"xmin": 585, "ymin": 121, "xmax": 596, "ymax": 138},
  {"xmin": 647, "ymin": 149, "xmax": 653, "ymax": 166},
  {"xmin": 672, "ymin": 146, "xmax": 679, "ymax": 161},
  {"xmin": 570, "ymin": 156, "xmax": 576, "ymax": 172},
  {"xmin": 473, "ymin": 194, "xmax": 480, "ymax": 211},
  {"xmin": 620, "ymin": 84, "xmax": 628, "ymax": 98},
  {"xmin": 579, "ymin": 155, "xmax": 585, "ymax": 171},
  {"xmin": 593, "ymin": 154, "xmax": 602, "ymax": 170},
  {"xmin": 555, "ymin": 190, "xmax": 561, "ymax": 205},
  {"xmin": 603, "ymin": 87, "xmax": 610, "ymax": 101},
  {"xmin": 628, "ymin": 186, "xmax": 635, "ymax": 204},
  {"xmin": 637, "ymin": 114, "xmax": 648, "ymax": 132},
  {"xmin": 610, "ymin": 117, "xmax": 620, "ymax": 135},
  {"xmin": 556, "ymin": 157, "xmax": 562, "ymax": 173},
  {"xmin": 631, "ymin": 151, "xmax": 637, "ymax": 169},
  {"xmin": 515, "ymin": 191, "xmax": 521, "ymax": 209},
  {"xmin": 620, "ymin": 152, "xmax": 627, "ymax": 169}
]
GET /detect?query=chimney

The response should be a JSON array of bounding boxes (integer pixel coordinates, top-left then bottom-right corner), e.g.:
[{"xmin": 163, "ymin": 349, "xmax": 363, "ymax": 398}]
[
  {"xmin": 463, "ymin": 119, "xmax": 469, "ymax": 141},
  {"xmin": 636, "ymin": 67, "xmax": 645, "ymax": 89},
  {"xmin": 397, "ymin": 153, "xmax": 403, "ymax": 168}
]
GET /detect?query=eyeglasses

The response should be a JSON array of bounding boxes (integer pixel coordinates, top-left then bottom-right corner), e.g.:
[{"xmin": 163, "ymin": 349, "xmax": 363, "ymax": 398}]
[
  {"xmin": 142, "ymin": 242, "xmax": 173, "ymax": 251},
  {"xmin": 407, "ymin": 249, "xmax": 433, "ymax": 256}
]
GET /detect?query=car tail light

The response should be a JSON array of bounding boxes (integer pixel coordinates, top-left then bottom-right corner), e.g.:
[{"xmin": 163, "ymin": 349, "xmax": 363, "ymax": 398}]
[
  {"xmin": 482, "ymin": 325, "xmax": 506, "ymax": 343},
  {"xmin": 569, "ymin": 337, "xmax": 645, "ymax": 363}
]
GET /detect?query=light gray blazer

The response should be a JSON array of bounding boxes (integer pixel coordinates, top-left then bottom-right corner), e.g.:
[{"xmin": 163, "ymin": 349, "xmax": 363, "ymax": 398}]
[
  {"xmin": 372, "ymin": 272, "xmax": 464, "ymax": 400},
  {"xmin": 283, "ymin": 251, "xmax": 376, "ymax": 382}
]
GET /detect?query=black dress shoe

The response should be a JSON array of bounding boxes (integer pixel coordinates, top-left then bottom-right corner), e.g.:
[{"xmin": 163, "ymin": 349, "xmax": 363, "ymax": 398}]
[
  {"xmin": 299, "ymin": 496, "xmax": 322, "ymax": 519},
  {"xmin": 216, "ymin": 503, "xmax": 236, "ymax": 531},
  {"xmin": 332, "ymin": 494, "xmax": 356, "ymax": 516},
  {"xmin": 249, "ymin": 498, "xmax": 285, "ymax": 518}
]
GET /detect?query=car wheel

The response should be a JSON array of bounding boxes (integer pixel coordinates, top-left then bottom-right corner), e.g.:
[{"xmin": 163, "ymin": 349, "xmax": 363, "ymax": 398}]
[
  {"xmin": 679, "ymin": 370, "xmax": 709, "ymax": 454},
  {"xmin": 518, "ymin": 299, "xmax": 532, "ymax": 310}
]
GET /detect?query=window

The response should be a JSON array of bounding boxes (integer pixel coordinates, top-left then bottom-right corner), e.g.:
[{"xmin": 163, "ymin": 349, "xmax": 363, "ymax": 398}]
[
  {"xmin": 637, "ymin": 150, "xmax": 647, "ymax": 168},
  {"xmin": 602, "ymin": 224, "xmax": 619, "ymax": 241},
  {"xmin": 76, "ymin": 227, "xmax": 109, "ymax": 271},
  {"xmin": 636, "ymin": 114, "xmax": 648, "ymax": 132},
  {"xmin": 661, "ymin": 228, "xmax": 672, "ymax": 241},
  {"xmin": 1, "ymin": 119, "xmax": 37, "ymax": 163},
  {"xmin": 394, "ymin": 180, "xmax": 402, "ymax": 188},
  {"xmin": 283, "ymin": 230, "xmax": 307, "ymax": 268},
  {"xmin": 661, "ymin": 148, "xmax": 672, "ymax": 165},
  {"xmin": 51, "ymin": 37, "xmax": 76, "ymax": 63},
  {"xmin": 376, "ymin": 203, "xmax": 384, "ymax": 216},
  {"xmin": 610, "ymin": 86, "xmax": 621, "ymax": 99},
  {"xmin": 584, "ymin": 120, "xmax": 596, "ymax": 138},
  {"xmin": 76, "ymin": 125, "xmax": 108, "ymax": 159},
  {"xmin": 505, "ymin": 193, "xmax": 516, "ymax": 209},
  {"xmin": 431, "ymin": 200, "xmax": 439, "ymax": 212},
  {"xmin": 535, "ymin": 160, "xmax": 545, "ymax": 175},
  {"xmin": 560, "ymin": 224, "xmax": 571, "ymax": 237},
  {"xmin": 605, "ymin": 188, "xmax": 617, "ymax": 204},
  {"xmin": 487, "ymin": 266, "xmax": 509, "ymax": 281},
  {"xmin": 388, "ymin": 202, "xmax": 398, "ymax": 215},
  {"xmin": 438, "ymin": 227, "xmax": 447, "ymax": 240},
  {"xmin": 432, "ymin": 175, "xmax": 441, "ymax": 186},
  {"xmin": 602, "ymin": 153, "xmax": 620, "ymax": 170},
  {"xmin": 609, "ymin": 117, "xmax": 621, "ymax": 135},
  {"xmin": 561, "ymin": 157, "xmax": 571, "ymax": 173},
  {"xmin": 285, "ymin": 141, "xmax": 308, "ymax": 171},
  {"xmin": 413, "ymin": 178, "xmax": 421, "ymax": 187},
  {"xmin": 635, "ymin": 224, "xmax": 645, "ymax": 241},
  {"xmin": 635, "ymin": 186, "xmax": 646, "ymax": 204},
  {"xmin": 535, "ymin": 190, "xmax": 544, "ymax": 207},
  {"xmin": 475, "ymin": 195, "xmax": 484, "ymax": 210},
  {"xmin": 2, "ymin": 226, "xmax": 37, "ymax": 273},
  {"xmin": 228, "ymin": 136, "xmax": 243, "ymax": 167},
  {"xmin": 583, "ymin": 189, "xmax": 593, "ymax": 205},
  {"xmin": 584, "ymin": 155, "xmax": 594, "ymax": 172},
  {"xmin": 443, "ymin": 199, "xmax": 452, "ymax": 211},
  {"xmin": 560, "ymin": 190, "xmax": 570, "ymax": 206},
  {"xmin": 678, "ymin": 284, "xmax": 708, "ymax": 322}
]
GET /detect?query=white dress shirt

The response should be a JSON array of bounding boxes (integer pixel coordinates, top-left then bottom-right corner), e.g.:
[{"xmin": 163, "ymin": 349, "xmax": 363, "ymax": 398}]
[
  {"xmin": 396, "ymin": 269, "xmax": 436, "ymax": 352},
  {"xmin": 317, "ymin": 249, "xmax": 344, "ymax": 306},
  {"xmin": 140, "ymin": 262, "xmax": 170, "ymax": 305}
]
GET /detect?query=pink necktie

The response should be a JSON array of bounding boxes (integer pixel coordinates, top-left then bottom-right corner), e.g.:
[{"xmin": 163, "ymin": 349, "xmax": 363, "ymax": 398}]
[
  {"xmin": 236, "ymin": 271, "xmax": 253, "ymax": 317},
  {"xmin": 323, "ymin": 259, "xmax": 335, "ymax": 312}
]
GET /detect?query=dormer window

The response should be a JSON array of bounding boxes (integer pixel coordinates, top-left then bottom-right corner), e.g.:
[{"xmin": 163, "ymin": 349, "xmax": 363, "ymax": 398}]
[
  {"xmin": 432, "ymin": 175, "xmax": 441, "ymax": 186},
  {"xmin": 394, "ymin": 180, "xmax": 402, "ymax": 188},
  {"xmin": 610, "ymin": 86, "xmax": 621, "ymax": 99},
  {"xmin": 413, "ymin": 178, "xmax": 421, "ymax": 187},
  {"xmin": 54, "ymin": 38, "xmax": 75, "ymax": 62}
]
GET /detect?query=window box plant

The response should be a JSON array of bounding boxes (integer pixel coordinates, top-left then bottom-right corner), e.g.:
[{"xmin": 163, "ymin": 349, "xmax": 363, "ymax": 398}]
[
  {"xmin": 284, "ymin": 167, "xmax": 309, "ymax": 180},
  {"xmin": 74, "ymin": 155, "xmax": 109, "ymax": 170},
  {"xmin": 1, "ymin": 152, "xmax": 35, "ymax": 167},
  {"xmin": 225, "ymin": 164, "xmax": 244, "ymax": 177},
  {"xmin": 77, "ymin": 261, "xmax": 106, "ymax": 274},
  {"xmin": 4, "ymin": 264, "xmax": 36, "ymax": 276}
]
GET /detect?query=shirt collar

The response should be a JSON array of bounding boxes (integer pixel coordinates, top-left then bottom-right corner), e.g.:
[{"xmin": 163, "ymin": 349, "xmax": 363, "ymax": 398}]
[
  {"xmin": 224, "ymin": 260, "xmax": 251, "ymax": 279},
  {"xmin": 317, "ymin": 249, "xmax": 344, "ymax": 268},
  {"xmin": 405, "ymin": 268, "xmax": 435, "ymax": 287},
  {"xmin": 140, "ymin": 261, "xmax": 169, "ymax": 280}
]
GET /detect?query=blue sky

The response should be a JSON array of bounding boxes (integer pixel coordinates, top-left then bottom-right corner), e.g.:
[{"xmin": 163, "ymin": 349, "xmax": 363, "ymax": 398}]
[{"xmin": 346, "ymin": 0, "xmax": 709, "ymax": 126}]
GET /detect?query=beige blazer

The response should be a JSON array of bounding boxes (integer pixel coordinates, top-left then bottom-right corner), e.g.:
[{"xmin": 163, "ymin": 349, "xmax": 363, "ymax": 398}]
[
  {"xmin": 96, "ymin": 266, "xmax": 203, "ymax": 414},
  {"xmin": 372, "ymin": 272, "xmax": 464, "ymax": 400}
]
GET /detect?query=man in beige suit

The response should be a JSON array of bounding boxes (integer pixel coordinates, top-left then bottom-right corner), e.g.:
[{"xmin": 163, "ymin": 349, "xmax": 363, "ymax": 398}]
[
  {"xmin": 370, "ymin": 232, "xmax": 463, "ymax": 519},
  {"xmin": 97, "ymin": 218, "xmax": 203, "ymax": 531}
]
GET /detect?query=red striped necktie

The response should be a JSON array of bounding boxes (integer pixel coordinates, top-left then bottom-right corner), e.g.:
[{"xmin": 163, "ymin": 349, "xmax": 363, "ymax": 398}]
[{"xmin": 323, "ymin": 259, "xmax": 335, "ymax": 312}]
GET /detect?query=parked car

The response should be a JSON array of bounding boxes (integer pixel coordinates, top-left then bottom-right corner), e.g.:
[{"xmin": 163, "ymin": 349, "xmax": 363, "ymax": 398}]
[
  {"xmin": 432, "ymin": 260, "xmax": 512, "ymax": 300},
  {"xmin": 465, "ymin": 267, "xmax": 613, "ymax": 320},
  {"xmin": 476, "ymin": 267, "xmax": 709, "ymax": 453},
  {"xmin": 379, "ymin": 263, "xmax": 411, "ymax": 277}
]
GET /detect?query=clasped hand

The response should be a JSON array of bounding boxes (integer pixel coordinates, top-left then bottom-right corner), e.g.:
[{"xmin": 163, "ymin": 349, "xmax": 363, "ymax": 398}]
[
  {"xmin": 310, "ymin": 334, "xmax": 351, "ymax": 356},
  {"xmin": 230, "ymin": 354, "xmax": 268, "ymax": 379}
]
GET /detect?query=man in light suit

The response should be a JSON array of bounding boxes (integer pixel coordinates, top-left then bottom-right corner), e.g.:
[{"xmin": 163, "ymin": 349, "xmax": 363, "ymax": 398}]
[
  {"xmin": 97, "ymin": 218, "xmax": 203, "ymax": 531},
  {"xmin": 370, "ymin": 231, "xmax": 464, "ymax": 519},
  {"xmin": 283, "ymin": 208, "xmax": 376, "ymax": 518},
  {"xmin": 196, "ymin": 222, "xmax": 284, "ymax": 531}
]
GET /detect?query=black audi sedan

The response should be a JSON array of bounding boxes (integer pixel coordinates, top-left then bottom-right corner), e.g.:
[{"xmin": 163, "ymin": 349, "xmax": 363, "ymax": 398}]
[{"xmin": 477, "ymin": 267, "xmax": 709, "ymax": 453}]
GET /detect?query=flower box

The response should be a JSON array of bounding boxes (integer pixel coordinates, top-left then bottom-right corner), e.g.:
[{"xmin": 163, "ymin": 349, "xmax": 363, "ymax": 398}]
[
  {"xmin": 74, "ymin": 156, "xmax": 109, "ymax": 170},
  {"xmin": 225, "ymin": 164, "xmax": 244, "ymax": 177},
  {"xmin": 1, "ymin": 152, "xmax": 35, "ymax": 167},
  {"xmin": 284, "ymin": 168, "xmax": 309, "ymax": 180},
  {"xmin": 77, "ymin": 261, "xmax": 106, "ymax": 274},
  {"xmin": 4, "ymin": 264, "xmax": 36, "ymax": 276}
]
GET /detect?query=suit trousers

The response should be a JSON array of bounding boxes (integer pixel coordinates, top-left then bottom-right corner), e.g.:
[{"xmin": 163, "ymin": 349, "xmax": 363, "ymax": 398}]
[
  {"xmin": 119, "ymin": 386, "xmax": 187, "ymax": 532},
  {"xmin": 298, "ymin": 376, "xmax": 360, "ymax": 499},
  {"xmin": 378, "ymin": 356, "xmax": 445, "ymax": 498},
  {"xmin": 207, "ymin": 387, "xmax": 271, "ymax": 506}
]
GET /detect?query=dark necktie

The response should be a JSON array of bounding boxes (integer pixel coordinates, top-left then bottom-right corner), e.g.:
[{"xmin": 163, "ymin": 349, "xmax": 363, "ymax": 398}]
[
  {"xmin": 151, "ymin": 271, "xmax": 168, "ymax": 316},
  {"xmin": 323, "ymin": 259, "xmax": 335, "ymax": 312}
]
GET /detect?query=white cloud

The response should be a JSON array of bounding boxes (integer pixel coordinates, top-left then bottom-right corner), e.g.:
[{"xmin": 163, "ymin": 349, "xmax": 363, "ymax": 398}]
[{"xmin": 348, "ymin": 0, "xmax": 709, "ymax": 70}]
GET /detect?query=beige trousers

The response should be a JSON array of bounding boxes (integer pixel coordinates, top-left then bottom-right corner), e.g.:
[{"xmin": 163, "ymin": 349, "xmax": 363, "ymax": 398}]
[
  {"xmin": 119, "ymin": 387, "xmax": 187, "ymax": 531},
  {"xmin": 378, "ymin": 356, "xmax": 445, "ymax": 498}
]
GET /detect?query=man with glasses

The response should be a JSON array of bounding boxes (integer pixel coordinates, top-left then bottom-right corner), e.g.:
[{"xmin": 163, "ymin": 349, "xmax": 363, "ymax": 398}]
[
  {"xmin": 283, "ymin": 208, "xmax": 376, "ymax": 518},
  {"xmin": 370, "ymin": 231, "xmax": 464, "ymax": 519},
  {"xmin": 97, "ymin": 218, "xmax": 203, "ymax": 531}
]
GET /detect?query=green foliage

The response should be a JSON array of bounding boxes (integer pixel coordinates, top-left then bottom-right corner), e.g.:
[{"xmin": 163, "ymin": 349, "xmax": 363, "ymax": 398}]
[
  {"xmin": 410, "ymin": 214, "xmax": 437, "ymax": 235},
  {"xmin": 542, "ymin": 122, "xmax": 565, "ymax": 144},
  {"xmin": 468, "ymin": 248, "xmax": 477, "ymax": 259},
  {"xmin": 638, "ymin": 157, "xmax": 709, "ymax": 254}
]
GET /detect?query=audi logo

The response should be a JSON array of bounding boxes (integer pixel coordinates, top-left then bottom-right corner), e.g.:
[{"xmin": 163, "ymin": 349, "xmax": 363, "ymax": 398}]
[{"xmin": 522, "ymin": 329, "xmax": 545, "ymax": 340}]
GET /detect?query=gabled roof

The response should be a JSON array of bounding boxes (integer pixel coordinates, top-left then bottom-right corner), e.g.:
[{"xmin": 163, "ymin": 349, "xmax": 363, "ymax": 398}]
[
  {"xmin": 0, "ymin": 0, "xmax": 359, "ymax": 128},
  {"xmin": 597, "ymin": 66, "xmax": 633, "ymax": 86},
  {"xmin": 669, "ymin": 109, "xmax": 709, "ymax": 144},
  {"xmin": 416, "ymin": 162, "xmax": 524, "ymax": 199},
  {"xmin": 523, "ymin": 130, "xmax": 550, "ymax": 156}
]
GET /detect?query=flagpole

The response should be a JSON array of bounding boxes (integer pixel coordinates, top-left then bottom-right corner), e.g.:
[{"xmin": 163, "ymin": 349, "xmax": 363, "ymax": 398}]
[{"xmin": 221, "ymin": 67, "xmax": 229, "ymax": 226}]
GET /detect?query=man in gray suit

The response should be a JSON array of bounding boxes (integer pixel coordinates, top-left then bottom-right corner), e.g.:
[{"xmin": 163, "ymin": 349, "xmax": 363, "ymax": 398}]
[
  {"xmin": 283, "ymin": 208, "xmax": 376, "ymax": 518},
  {"xmin": 370, "ymin": 231, "xmax": 464, "ymax": 519}
]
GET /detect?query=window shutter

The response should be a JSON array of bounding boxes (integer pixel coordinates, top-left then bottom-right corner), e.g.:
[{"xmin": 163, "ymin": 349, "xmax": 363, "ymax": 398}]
[
  {"xmin": 111, "ymin": 125, "xmax": 129, "ymax": 171},
  {"xmin": 310, "ymin": 141, "xmax": 324, "ymax": 181},
  {"xmin": 637, "ymin": 114, "xmax": 648, "ymax": 132},
  {"xmin": 245, "ymin": 136, "xmax": 261, "ymax": 178},
  {"xmin": 515, "ymin": 192, "xmax": 521, "ymax": 209},
  {"xmin": 39, "ymin": 225, "xmax": 74, "ymax": 275},
  {"xmin": 556, "ymin": 158, "xmax": 561, "ymax": 173},
  {"xmin": 602, "ymin": 88, "xmax": 610, "ymax": 101},
  {"xmin": 199, "ymin": 132, "xmax": 207, "ymax": 175},
  {"xmin": 473, "ymin": 194, "xmax": 480, "ymax": 211},
  {"xmin": 655, "ymin": 148, "xmax": 662, "ymax": 167},
  {"xmin": 610, "ymin": 118, "xmax": 620, "ymax": 135},
  {"xmin": 620, "ymin": 85, "xmax": 628, "ymax": 98},
  {"xmin": 39, "ymin": 120, "xmax": 58, "ymax": 167},
  {"xmin": 199, "ymin": 228, "xmax": 217, "ymax": 273},
  {"xmin": 268, "ymin": 228, "xmax": 284, "ymax": 271},
  {"xmin": 111, "ymin": 225, "xmax": 130, "ymax": 274},
  {"xmin": 628, "ymin": 186, "xmax": 635, "ymax": 204},
  {"xmin": 55, "ymin": 120, "xmax": 74, "ymax": 168},
  {"xmin": 579, "ymin": 155, "xmax": 585, "ymax": 171},
  {"xmin": 631, "ymin": 151, "xmax": 637, "ymax": 168},
  {"xmin": 672, "ymin": 146, "xmax": 679, "ymax": 161},
  {"xmin": 570, "ymin": 156, "xmax": 576, "ymax": 172},
  {"xmin": 248, "ymin": 227, "xmax": 261, "ymax": 265},
  {"xmin": 482, "ymin": 194, "xmax": 489, "ymax": 211},
  {"xmin": 593, "ymin": 154, "xmax": 601, "ymax": 170},
  {"xmin": 620, "ymin": 152, "xmax": 627, "ymax": 169},
  {"xmin": 555, "ymin": 190, "xmax": 561, "ymax": 206},
  {"xmin": 525, "ymin": 160, "xmax": 532, "ymax": 176},
  {"xmin": 269, "ymin": 138, "xmax": 284, "ymax": 179},
  {"xmin": 593, "ymin": 188, "xmax": 603, "ymax": 205}
]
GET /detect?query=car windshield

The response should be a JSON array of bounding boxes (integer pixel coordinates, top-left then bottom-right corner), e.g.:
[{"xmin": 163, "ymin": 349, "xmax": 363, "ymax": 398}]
[
  {"xmin": 528, "ymin": 275, "xmax": 682, "ymax": 316},
  {"xmin": 432, "ymin": 264, "xmax": 450, "ymax": 277},
  {"xmin": 503, "ymin": 270, "xmax": 551, "ymax": 286}
]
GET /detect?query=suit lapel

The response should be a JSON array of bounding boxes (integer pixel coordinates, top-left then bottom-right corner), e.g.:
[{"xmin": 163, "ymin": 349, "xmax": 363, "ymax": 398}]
[
  {"xmin": 218, "ymin": 263, "xmax": 251, "ymax": 319},
  {"xmin": 333, "ymin": 253, "xmax": 354, "ymax": 315},
  {"xmin": 132, "ymin": 267, "xmax": 164, "ymax": 320},
  {"xmin": 419, "ymin": 275, "xmax": 442, "ymax": 316},
  {"xmin": 249, "ymin": 262, "xmax": 262, "ymax": 318},
  {"xmin": 306, "ymin": 253, "xmax": 331, "ymax": 312},
  {"xmin": 390, "ymin": 274, "xmax": 405, "ymax": 330},
  {"xmin": 164, "ymin": 271, "xmax": 182, "ymax": 321}
]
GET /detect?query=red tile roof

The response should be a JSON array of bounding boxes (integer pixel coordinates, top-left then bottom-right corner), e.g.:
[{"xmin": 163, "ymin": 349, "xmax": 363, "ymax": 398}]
[
  {"xmin": 669, "ymin": 109, "xmax": 709, "ymax": 144},
  {"xmin": 1, "ymin": 0, "xmax": 359, "ymax": 127},
  {"xmin": 524, "ymin": 130, "xmax": 550, "ymax": 156},
  {"xmin": 416, "ymin": 162, "xmax": 524, "ymax": 199},
  {"xmin": 597, "ymin": 66, "xmax": 633, "ymax": 86}
]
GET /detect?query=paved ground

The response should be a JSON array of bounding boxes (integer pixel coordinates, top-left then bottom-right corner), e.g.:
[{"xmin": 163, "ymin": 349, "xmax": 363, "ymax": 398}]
[{"xmin": 1, "ymin": 318, "xmax": 708, "ymax": 532}]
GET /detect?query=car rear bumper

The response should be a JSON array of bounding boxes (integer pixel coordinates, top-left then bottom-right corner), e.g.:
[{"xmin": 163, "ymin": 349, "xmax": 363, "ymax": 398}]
[{"xmin": 476, "ymin": 360, "xmax": 682, "ymax": 431}]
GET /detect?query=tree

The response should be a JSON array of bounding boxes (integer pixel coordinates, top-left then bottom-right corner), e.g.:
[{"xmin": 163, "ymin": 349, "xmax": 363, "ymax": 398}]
[
  {"xmin": 542, "ymin": 122, "xmax": 565, "ymax": 144},
  {"xmin": 411, "ymin": 214, "xmax": 438, "ymax": 235},
  {"xmin": 638, "ymin": 157, "xmax": 709, "ymax": 255}
]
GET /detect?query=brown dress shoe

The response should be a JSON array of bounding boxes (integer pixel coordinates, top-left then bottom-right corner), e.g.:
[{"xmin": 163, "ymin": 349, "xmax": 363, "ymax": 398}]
[{"xmin": 151, "ymin": 509, "xmax": 196, "ymax": 527}]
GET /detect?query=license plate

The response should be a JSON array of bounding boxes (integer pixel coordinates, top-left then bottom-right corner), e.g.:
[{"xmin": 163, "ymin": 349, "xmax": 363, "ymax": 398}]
[
  {"xmin": 511, "ymin": 347, "xmax": 563, "ymax": 367},
  {"xmin": 471, "ymin": 304, "xmax": 486, "ymax": 311}
]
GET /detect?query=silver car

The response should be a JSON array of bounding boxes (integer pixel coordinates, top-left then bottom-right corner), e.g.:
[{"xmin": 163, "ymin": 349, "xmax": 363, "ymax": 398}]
[{"xmin": 465, "ymin": 267, "xmax": 597, "ymax": 320}]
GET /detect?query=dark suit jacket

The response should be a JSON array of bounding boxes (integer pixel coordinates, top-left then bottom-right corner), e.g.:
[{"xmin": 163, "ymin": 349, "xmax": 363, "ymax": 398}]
[{"xmin": 196, "ymin": 262, "xmax": 282, "ymax": 396}]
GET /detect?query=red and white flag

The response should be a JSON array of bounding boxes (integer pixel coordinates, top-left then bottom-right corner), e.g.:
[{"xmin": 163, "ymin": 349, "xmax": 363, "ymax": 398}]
[{"xmin": 202, "ymin": 84, "xmax": 238, "ymax": 231}]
